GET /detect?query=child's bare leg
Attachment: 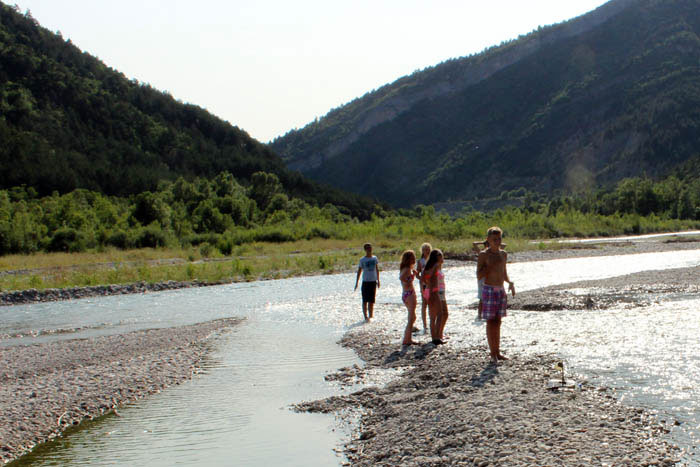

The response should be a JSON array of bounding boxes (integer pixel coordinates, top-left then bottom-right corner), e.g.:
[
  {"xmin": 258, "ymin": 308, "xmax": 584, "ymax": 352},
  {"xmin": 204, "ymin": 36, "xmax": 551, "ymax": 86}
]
[
  {"xmin": 428, "ymin": 300, "xmax": 439, "ymax": 341},
  {"xmin": 402, "ymin": 296, "xmax": 418, "ymax": 345},
  {"xmin": 421, "ymin": 300, "xmax": 428, "ymax": 331},
  {"xmin": 496, "ymin": 319, "xmax": 507, "ymax": 360},
  {"xmin": 368, "ymin": 302, "xmax": 374, "ymax": 319},
  {"xmin": 486, "ymin": 318, "xmax": 501, "ymax": 361},
  {"xmin": 362, "ymin": 302, "xmax": 369, "ymax": 321},
  {"xmin": 438, "ymin": 302, "xmax": 449, "ymax": 339}
]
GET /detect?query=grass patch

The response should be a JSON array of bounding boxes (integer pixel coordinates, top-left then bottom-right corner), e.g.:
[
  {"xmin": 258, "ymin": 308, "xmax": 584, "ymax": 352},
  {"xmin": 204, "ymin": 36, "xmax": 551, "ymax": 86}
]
[{"xmin": 1, "ymin": 230, "xmax": 698, "ymax": 293}]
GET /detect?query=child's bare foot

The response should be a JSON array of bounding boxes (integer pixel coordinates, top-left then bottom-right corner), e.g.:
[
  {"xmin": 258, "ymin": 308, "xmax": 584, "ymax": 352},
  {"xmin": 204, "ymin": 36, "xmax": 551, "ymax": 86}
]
[
  {"xmin": 402, "ymin": 340, "xmax": 419, "ymax": 346},
  {"xmin": 490, "ymin": 355, "xmax": 499, "ymax": 364},
  {"xmin": 498, "ymin": 353, "xmax": 508, "ymax": 360}
]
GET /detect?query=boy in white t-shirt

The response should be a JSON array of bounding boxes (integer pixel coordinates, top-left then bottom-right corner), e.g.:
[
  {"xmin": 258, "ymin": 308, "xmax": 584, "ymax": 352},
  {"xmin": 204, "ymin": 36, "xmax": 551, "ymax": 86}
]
[{"xmin": 354, "ymin": 243, "xmax": 380, "ymax": 322}]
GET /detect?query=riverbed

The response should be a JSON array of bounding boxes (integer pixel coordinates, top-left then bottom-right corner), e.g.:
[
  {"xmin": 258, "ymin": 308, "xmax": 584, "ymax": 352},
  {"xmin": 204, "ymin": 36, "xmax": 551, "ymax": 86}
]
[{"xmin": 2, "ymin": 242, "xmax": 700, "ymax": 465}]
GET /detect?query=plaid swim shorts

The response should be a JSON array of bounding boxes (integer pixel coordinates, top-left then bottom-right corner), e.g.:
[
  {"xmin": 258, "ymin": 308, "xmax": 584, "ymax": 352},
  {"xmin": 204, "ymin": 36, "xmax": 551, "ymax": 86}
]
[{"xmin": 481, "ymin": 284, "xmax": 507, "ymax": 320}]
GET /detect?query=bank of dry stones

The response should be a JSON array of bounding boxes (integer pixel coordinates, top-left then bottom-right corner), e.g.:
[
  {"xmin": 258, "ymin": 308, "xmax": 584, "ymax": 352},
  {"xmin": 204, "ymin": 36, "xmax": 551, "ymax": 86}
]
[
  {"xmin": 0, "ymin": 280, "xmax": 224, "ymax": 306},
  {"xmin": 0, "ymin": 317, "xmax": 241, "ymax": 465},
  {"xmin": 296, "ymin": 332, "xmax": 680, "ymax": 466}
]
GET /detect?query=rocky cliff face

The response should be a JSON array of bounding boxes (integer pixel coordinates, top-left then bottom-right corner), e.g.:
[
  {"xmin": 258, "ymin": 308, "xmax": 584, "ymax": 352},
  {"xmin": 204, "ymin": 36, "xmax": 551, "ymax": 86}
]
[
  {"xmin": 272, "ymin": 0, "xmax": 700, "ymax": 207},
  {"xmin": 274, "ymin": 0, "xmax": 636, "ymax": 173}
]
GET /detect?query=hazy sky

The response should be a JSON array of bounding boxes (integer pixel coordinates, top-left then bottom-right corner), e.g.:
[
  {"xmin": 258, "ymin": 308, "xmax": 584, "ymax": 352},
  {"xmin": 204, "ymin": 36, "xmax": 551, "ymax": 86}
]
[{"xmin": 11, "ymin": 0, "xmax": 609, "ymax": 142}]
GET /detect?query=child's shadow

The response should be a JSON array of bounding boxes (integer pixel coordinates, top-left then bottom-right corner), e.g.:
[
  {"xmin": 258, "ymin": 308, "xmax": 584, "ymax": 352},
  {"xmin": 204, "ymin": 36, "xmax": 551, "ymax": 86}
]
[
  {"xmin": 383, "ymin": 342, "xmax": 436, "ymax": 365},
  {"xmin": 469, "ymin": 362, "xmax": 499, "ymax": 387},
  {"xmin": 346, "ymin": 320, "xmax": 368, "ymax": 330}
]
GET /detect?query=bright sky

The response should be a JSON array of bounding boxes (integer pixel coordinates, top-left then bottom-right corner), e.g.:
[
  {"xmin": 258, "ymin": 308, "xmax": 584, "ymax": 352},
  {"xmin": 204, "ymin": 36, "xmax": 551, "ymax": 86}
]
[{"xmin": 11, "ymin": 0, "xmax": 609, "ymax": 143}]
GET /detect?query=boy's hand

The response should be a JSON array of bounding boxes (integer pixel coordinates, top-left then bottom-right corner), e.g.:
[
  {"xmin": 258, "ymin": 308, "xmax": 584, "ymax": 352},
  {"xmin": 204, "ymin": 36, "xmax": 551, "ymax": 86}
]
[
  {"xmin": 508, "ymin": 281, "xmax": 516, "ymax": 297},
  {"xmin": 377, "ymin": 279, "xmax": 380, "ymax": 288}
]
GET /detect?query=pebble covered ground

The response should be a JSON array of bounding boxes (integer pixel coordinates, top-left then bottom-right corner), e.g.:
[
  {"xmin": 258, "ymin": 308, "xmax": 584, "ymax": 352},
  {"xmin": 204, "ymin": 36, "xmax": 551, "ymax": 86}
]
[
  {"xmin": 0, "ymin": 317, "xmax": 241, "ymax": 465},
  {"xmin": 298, "ymin": 335, "xmax": 680, "ymax": 466},
  {"xmin": 295, "ymin": 260, "xmax": 700, "ymax": 466},
  {"xmin": 509, "ymin": 265, "xmax": 700, "ymax": 311},
  {"xmin": 0, "ymin": 280, "xmax": 221, "ymax": 306}
]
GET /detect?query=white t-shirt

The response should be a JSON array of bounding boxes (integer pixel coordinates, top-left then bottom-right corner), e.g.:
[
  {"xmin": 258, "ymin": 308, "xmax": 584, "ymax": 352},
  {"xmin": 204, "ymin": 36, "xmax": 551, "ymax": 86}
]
[{"xmin": 359, "ymin": 255, "xmax": 378, "ymax": 282}]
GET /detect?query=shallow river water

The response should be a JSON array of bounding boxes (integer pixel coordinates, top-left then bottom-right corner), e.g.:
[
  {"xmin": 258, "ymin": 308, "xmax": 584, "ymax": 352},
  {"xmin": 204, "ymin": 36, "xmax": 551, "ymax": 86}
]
[{"xmin": 3, "ymin": 247, "xmax": 700, "ymax": 465}]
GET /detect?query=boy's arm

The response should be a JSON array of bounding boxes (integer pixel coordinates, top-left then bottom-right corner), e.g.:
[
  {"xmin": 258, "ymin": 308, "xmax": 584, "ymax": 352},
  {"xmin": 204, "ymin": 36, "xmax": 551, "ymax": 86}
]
[
  {"xmin": 476, "ymin": 252, "xmax": 487, "ymax": 279},
  {"xmin": 375, "ymin": 261, "xmax": 380, "ymax": 288},
  {"xmin": 503, "ymin": 252, "xmax": 515, "ymax": 296},
  {"xmin": 354, "ymin": 267, "xmax": 361, "ymax": 290}
]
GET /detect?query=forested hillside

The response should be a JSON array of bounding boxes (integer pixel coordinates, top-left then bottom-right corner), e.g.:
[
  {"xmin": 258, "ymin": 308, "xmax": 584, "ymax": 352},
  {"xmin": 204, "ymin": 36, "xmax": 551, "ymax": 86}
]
[
  {"xmin": 271, "ymin": 0, "xmax": 700, "ymax": 207},
  {"xmin": 0, "ymin": 3, "xmax": 380, "ymax": 219}
]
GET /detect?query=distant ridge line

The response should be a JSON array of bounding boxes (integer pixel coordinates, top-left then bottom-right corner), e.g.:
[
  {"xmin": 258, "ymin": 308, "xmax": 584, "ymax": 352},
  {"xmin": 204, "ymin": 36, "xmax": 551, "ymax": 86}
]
[{"xmin": 279, "ymin": 0, "xmax": 636, "ymax": 172}]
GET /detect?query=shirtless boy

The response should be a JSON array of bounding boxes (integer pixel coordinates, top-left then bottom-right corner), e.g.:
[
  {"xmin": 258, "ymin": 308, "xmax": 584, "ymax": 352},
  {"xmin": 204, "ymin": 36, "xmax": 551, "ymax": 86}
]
[{"xmin": 476, "ymin": 227, "xmax": 515, "ymax": 363}]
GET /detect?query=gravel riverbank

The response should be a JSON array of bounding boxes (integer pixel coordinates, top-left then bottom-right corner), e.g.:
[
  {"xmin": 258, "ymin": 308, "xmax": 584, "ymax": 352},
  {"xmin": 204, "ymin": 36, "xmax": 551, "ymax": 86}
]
[
  {"xmin": 0, "ymin": 317, "xmax": 241, "ymax": 465},
  {"xmin": 509, "ymin": 265, "xmax": 700, "ymax": 311},
  {"xmin": 0, "ymin": 280, "xmax": 223, "ymax": 307},
  {"xmin": 298, "ymin": 336, "xmax": 679, "ymax": 466},
  {"xmin": 295, "ymin": 331, "xmax": 679, "ymax": 466},
  {"xmin": 294, "ymin": 260, "xmax": 700, "ymax": 466}
]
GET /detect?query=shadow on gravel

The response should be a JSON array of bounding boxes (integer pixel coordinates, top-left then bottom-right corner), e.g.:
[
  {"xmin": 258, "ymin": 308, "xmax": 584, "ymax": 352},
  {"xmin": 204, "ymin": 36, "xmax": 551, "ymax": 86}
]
[
  {"xmin": 383, "ymin": 342, "xmax": 436, "ymax": 365},
  {"xmin": 470, "ymin": 362, "xmax": 499, "ymax": 388}
]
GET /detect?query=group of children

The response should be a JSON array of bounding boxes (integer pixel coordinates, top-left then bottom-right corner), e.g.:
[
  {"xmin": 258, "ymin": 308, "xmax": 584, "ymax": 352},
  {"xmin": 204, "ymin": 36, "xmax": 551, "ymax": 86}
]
[{"xmin": 354, "ymin": 226, "xmax": 515, "ymax": 364}]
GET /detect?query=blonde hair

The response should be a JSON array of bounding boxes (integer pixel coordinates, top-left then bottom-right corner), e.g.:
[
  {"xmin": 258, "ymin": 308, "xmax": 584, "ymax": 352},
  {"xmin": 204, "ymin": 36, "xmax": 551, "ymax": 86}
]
[
  {"xmin": 420, "ymin": 242, "xmax": 432, "ymax": 256},
  {"xmin": 487, "ymin": 226, "xmax": 503, "ymax": 237},
  {"xmin": 399, "ymin": 250, "xmax": 416, "ymax": 270}
]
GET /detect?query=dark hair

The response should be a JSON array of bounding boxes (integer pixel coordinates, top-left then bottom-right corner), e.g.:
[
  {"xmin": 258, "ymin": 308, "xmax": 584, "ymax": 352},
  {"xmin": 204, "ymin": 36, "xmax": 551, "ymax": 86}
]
[
  {"xmin": 399, "ymin": 250, "xmax": 416, "ymax": 270},
  {"xmin": 424, "ymin": 248, "xmax": 443, "ymax": 271},
  {"xmin": 363, "ymin": 243, "xmax": 372, "ymax": 251}
]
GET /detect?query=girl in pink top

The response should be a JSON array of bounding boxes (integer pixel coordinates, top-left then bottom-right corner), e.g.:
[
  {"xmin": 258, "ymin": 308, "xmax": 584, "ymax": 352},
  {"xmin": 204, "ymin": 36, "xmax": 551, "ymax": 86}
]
[{"xmin": 421, "ymin": 249, "xmax": 449, "ymax": 345}]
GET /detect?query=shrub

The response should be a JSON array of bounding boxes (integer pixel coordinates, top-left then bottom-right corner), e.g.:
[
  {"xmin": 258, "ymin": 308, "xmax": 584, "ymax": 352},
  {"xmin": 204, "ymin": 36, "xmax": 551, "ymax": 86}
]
[
  {"xmin": 135, "ymin": 223, "xmax": 168, "ymax": 248},
  {"xmin": 48, "ymin": 227, "xmax": 86, "ymax": 252},
  {"xmin": 306, "ymin": 226, "xmax": 332, "ymax": 239},
  {"xmin": 106, "ymin": 230, "xmax": 130, "ymax": 249},
  {"xmin": 254, "ymin": 227, "xmax": 295, "ymax": 243},
  {"xmin": 199, "ymin": 242, "xmax": 214, "ymax": 257}
]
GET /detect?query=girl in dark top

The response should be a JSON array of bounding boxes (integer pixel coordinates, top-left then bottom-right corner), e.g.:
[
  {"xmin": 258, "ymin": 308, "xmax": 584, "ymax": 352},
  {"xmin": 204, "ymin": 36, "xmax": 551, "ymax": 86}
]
[{"xmin": 399, "ymin": 250, "xmax": 419, "ymax": 346}]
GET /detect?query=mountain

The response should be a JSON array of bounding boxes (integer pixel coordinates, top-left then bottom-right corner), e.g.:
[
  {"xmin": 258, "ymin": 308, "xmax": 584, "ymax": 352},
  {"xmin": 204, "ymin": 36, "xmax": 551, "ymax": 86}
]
[
  {"xmin": 0, "ymin": 3, "xmax": 381, "ymax": 219},
  {"xmin": 271, "ymin": 0, "xmax": 700, "ymax": 207}
]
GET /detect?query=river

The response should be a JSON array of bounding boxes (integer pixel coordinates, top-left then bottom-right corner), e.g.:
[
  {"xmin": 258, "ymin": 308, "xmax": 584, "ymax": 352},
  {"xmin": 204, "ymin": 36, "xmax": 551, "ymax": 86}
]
[{"xmin": 2, "ymin": 245, "xmax": 700, "ymax": 465}]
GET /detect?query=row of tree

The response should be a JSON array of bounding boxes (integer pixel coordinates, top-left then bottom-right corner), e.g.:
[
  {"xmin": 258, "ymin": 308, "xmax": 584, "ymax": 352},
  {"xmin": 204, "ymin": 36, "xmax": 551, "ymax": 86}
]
[
  {"xmin": 0, "ymin": 170, "xmax": 368, "ymax": 255},
  {"xmin": 2, "ymin": 170, "xmax": 699, "ymax": 257}
]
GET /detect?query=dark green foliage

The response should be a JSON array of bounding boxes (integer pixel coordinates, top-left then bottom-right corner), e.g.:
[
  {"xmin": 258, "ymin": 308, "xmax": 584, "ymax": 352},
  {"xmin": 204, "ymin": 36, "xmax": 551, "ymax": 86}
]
[
  {"xmin": 48, "ymin": 227, "xmax": 85, "ymax": 252},
  {"xmin": 135, "ymin": 223, "xmax": 169, "ymax": 248},
  {"xmin": 0, "ymin": 4, "xmax": 382, "ymax": 220},
  {"xmin": 1, "ymin": 170, "xmax": 698, "ymax": 257},
  {"xmin": 272, "ymin": 0, "xmax": 700, "ymax": 207}
]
